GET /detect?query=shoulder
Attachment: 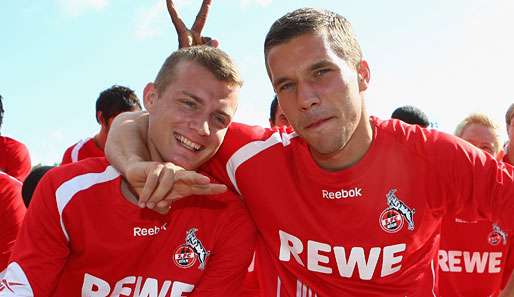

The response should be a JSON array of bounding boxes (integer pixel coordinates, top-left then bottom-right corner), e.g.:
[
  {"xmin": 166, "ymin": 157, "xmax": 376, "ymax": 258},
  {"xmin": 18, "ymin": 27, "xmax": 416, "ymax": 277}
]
[
  {"xmin": 0, "ymin": 136, "xmax": 29, "ymax": 155},
  {"xmin": 46, "ymin": 158, "xmax": 119, "ymax": 194},
  {"xmin": 373, "ymin": 117, "xmax": 469, "ymax": 156}
]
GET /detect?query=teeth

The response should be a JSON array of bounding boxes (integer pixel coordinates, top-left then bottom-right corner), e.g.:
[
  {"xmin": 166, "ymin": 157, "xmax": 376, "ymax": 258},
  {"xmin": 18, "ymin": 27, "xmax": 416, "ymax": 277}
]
[{"xmin": 176, "ymin": 134, "xmax": 201, "ymax": 151}]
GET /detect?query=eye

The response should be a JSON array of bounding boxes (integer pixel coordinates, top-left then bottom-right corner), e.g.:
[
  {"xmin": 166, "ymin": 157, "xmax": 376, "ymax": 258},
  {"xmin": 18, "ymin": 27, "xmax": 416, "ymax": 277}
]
[
  {"xmin": 181, "ymin": 99, "xmax": 197, "ymax": 109},
  {"xmin": 212, "ymin": 114, "xmax": 228, "ymax": 128},
  {"xmin": 278, "ymin": 82, "xmax": 295, "ymax": 93},
  {"xmin": 314, "ymin": 68, "xmax": 330, "ymax": 78}
]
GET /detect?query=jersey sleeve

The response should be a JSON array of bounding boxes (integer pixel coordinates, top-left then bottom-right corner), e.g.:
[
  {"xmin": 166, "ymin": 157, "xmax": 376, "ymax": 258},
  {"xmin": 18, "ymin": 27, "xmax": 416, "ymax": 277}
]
[
  {"xmin": 201, "ymin": 122, "xmax": 285, "ymax": 193},
  {"xmin": 427, "ymin": 130, "xmax": 514, "ymax": 231},
  {"xmin": 191, "ymin": 198, "xmax": 257, "ymax": 297},
  {"xmin": 1, "ymin": 172, "xmax": 70, "ymax": 297},
  {"xmin": 61, "ymin": 145, "xmax": 73, "ymax": 165},
  {"xmin": 0, "ymin": 177, "xmax": 25, "ymax": 272},
  {"xmin": 2, "ymin": 140, "xmax": 31, "ymax": 182}
]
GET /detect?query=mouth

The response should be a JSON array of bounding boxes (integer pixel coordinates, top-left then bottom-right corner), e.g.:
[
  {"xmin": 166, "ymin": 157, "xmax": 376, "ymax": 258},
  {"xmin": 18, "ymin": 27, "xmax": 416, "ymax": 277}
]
[
  {"xmin": 174, "ymin": 133, "xmax": 203, "ymax": 152},
  {"xmin": 304, "ymin": 116, "xmax": 334, "ymax": 130}
]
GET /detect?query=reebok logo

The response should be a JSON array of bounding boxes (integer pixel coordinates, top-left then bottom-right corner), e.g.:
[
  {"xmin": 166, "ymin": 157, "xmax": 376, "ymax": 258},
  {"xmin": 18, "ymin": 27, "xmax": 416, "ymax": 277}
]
[
  {"xmin": 134, "ymin": 223, "xmax": 167, "ymax": 237},
  {"xmin": 322, "ymin": 187, "xmax": 362, "ymax": 199}
]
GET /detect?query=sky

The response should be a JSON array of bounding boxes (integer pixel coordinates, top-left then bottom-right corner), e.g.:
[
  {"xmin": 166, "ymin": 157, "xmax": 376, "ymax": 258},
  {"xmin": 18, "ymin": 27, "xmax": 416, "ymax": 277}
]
[{"xmin": 1, "ymin": 0, "xmax": 513, "ymax": 165}]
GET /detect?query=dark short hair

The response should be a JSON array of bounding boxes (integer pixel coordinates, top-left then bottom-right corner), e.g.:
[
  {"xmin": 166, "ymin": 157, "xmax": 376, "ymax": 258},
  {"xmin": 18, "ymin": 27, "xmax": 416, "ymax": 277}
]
[
  {"xmin": 155, "ymin": 46, "xmax": 243, "ymax": 94},
  {"xmin": 0, "ymin": 94, "xmax": 4, "ymax": 129},
  {"xmin": 22, "ymin": 165, "xmax": 55, "ymax": 207},
  {"xmin": 264, "ymin": 8, "xmax": 362, "ymax": 69},
  {"xmin": 96, "ymin": 85, "xmax": 141, "ymax": 124},
  {"xmin": 505, "ymin": 103, "xmax": 514, "ymax": 126},
  {"xmin": 391, "ymin": 105, "xmax": 430, "ymax": 128},
  {"xmin": 269, "ymin": 96, "xmax": 279, "ymax": 124}
]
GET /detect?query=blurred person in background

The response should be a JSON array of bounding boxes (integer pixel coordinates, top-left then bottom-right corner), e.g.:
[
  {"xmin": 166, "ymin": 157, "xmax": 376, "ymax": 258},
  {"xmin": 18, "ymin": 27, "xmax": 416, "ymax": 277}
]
[
  {"xmin": 269, "ymin": 95, "xmax": 289, "ymax": 128},
  {"xmin": 0, "ymin": 94, "xmax": 31, "ymax": 182},
  {"xmin": 502, "ymin": 103, "xmax": 514, "ymax": 164},
  {"xmin": 391, "ymin": 105, "xmax": 430, "ymax": 128},
  {"xmin": 438, "ymin": 113, "xmax": 514, "ymax": 297},
  {"xmin": 61, "ymin": 85, "xmax": 141, "ymax": 164}
]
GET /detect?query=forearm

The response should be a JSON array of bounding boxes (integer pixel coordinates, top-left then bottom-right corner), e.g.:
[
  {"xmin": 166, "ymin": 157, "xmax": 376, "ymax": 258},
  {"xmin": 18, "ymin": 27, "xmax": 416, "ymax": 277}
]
[{"xmin": 105, "ymin": 111, "xmax": 151, "ymax": 174}]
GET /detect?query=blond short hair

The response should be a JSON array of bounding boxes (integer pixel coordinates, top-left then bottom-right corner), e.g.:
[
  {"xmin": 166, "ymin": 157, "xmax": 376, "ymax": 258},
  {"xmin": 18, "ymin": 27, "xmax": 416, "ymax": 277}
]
[
  {"xmin": 454, "ymin": 113, "xmax": 500, "ymax": 154},
  {"xmin": 154, "ymin": 46, "xmax": 243, "ymax": 94}
]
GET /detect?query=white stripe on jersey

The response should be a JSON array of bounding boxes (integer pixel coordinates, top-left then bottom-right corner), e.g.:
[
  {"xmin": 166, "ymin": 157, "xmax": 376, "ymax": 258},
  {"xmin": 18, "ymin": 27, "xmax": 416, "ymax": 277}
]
[
  {"xmin": 276, "ymin": 276, "xmax": 281, "ymax": 297},
  {"xmin": 430, "ymin": 259, "xmax": 436, "ymax": 297},
  {"xmin": 0, "ymin": 262, "xmax": 34, "ymax": 297},
  {"xmin": 70, "ymin": 138, "xmax": 91, "ymax": 163},
  {"xmin": 296, "ymin": 280, "xmax": 318, "ymax": 297},
  {"xmin": 225, "ymin": 131, "xmax": 298, "ymax": 195},
  {"xmin": 55, "ymin": 165, "xmax": 119, "ymax": 241}
]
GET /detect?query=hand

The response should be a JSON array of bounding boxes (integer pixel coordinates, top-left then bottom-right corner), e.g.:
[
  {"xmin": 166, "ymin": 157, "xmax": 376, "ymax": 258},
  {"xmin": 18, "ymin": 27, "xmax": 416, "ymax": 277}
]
[
  {"xmin": 125, "ymin": 161, "xmax": 227, "ymax": 210},
  {"xmin": 166, "ymin": 0, "xmax": 219, "ymax": 48}
]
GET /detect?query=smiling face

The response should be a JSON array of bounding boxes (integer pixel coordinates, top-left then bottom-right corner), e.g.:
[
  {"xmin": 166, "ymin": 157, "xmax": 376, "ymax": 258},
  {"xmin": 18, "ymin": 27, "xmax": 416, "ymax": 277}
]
[
  {"xmin": 144, "ymin": 60, "xmax": 239, "ymax": 170},
  {"xmin": 266, "ymin": 32, "xmax": 371, "ymax": 170}
]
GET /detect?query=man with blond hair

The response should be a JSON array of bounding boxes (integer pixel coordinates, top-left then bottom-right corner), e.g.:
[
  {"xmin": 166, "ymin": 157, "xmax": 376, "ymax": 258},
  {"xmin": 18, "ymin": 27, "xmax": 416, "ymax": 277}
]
[
  {"xmin": 438, "ymin": 113, "xmax": 514, "ymax": 297},
  {"xmin": 1, "ymin": 46, "xmax": 256, "ymax": 297}
]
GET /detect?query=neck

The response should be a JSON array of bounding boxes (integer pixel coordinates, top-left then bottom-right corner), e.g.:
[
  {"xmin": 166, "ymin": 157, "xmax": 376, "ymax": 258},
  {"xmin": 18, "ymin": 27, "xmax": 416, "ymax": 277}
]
[
  {"xmin": 311, "ymin": 108, "xmax": 373, "ymax": 171},
  {"xmin": 94, "ymin": 129, "xmax": 108, "ymax": 151}
]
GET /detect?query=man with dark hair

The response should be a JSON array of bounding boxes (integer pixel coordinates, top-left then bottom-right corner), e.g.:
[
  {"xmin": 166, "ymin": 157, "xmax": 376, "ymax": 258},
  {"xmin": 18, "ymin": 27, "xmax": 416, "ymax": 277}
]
[
  {"xmin": 269, "ymin": 96, "xmax": 289, "ymax": 128},
  {"xmin": 391, "ymin": 105, "xmax": 430, "ymax": 128},
  {"xmin": 0, "ymin": 95, "xmax": 31, "ymax": 182},
  {"xmin": 60, "ymin": 85, "xmax": 142, "ymax": 164},
  {"xmin": 21, "ymin": 165, "xmax": 55, "ymax": 207},
  {"xmin": 100, "ymin": 7, "xmax": 514, "ymax": 296},
  {"xmin": 1, "ymin": 46, "xmax": 255, "ymax": 297}
]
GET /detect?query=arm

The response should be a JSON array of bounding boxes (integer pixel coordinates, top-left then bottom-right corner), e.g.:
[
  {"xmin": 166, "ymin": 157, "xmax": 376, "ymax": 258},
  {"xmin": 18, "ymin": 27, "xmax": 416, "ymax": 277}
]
[
  {"xmin": 430, "ymin": 131, "xmax": 514, "ymax": 229},
  {"xmin": 105, "ymin": 112, "xmax": 227, "ymax": 210},
  {"xmin": 0, "ymin": 177, "xmax": 25, "ymax": 272},
  {"xmin": 0, "ymin": 173, "xmax": 69, "ymax": 297},
  {"xmin": 191, "ymin": 200, "xmax": 257, "ymax": 297}
]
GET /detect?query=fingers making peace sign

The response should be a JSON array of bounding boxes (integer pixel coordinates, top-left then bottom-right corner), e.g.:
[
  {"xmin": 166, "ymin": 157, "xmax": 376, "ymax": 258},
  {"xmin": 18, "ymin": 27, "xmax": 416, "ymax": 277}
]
[{"xmin": 166, "ymin": 0, "xmax": 219, "ymax": 48}]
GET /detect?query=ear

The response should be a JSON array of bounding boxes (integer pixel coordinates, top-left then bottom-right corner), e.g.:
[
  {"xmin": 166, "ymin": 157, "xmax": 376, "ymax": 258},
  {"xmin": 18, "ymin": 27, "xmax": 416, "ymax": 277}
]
[
  {"xmin": 96, "ymin": 111, "xmax": 105, "ymax": 126},
  {"xmin": 143, "ymin": 83, "xmax": 158, "ymax": 112},
  {"xmin": 357, "ymin": 59, "xmax": 371, "ymax": 92}
]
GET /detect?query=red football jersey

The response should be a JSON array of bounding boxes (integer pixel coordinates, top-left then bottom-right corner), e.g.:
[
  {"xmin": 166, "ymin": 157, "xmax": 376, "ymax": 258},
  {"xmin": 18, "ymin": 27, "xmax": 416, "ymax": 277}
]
[
  {"xmin": 61, "ymin": 138, "xmax": 104, "ymax": 165},
  {"xmin": 0, "ymin": 136, "xmax": 31, "ymax": 182},
  {"xmin": 1, "ymin": 158, "xmax": 256, "ymax": 297},
  {"xmin": 199, "ymin": 117, "xmax": 514, "ymax": 297},
  {"xmin": 438, "ymin": 216, "xmax": 514, "ymax": 297},
  {"xmin": 0, "ymin": 172, "xmax": 25, "ymax": 274}
]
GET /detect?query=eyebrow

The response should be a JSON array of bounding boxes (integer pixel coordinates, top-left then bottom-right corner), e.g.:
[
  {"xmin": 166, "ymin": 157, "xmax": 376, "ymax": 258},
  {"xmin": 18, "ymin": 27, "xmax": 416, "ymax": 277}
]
[
  {"xmin": 183, "ymin": 90, "xmax": 232, "ymax": 120},
  {"xmin": 272, "ymin": 59, "xmax": 334, "ymax": 88},
  {"xmin": 182, "ymin": 91, "xmax": 204, "ymax": 105},
  {"xmin": 309, "ymin": 59, "xmax": 334, "ymax": 71}
]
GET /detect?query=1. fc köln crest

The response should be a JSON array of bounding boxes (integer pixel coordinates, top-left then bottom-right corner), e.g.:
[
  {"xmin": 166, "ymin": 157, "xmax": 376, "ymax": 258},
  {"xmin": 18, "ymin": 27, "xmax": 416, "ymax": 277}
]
[
  {"xmin": 379, "ymin": 189, "xmax": 416, "ymax": 233},
  {"xmin": 488, "ymin": 224, "xmax": 507, "ymax": 246},
  {"xmin": 173, "ymin": 228, "xmax": 210, "ymax": 270}
]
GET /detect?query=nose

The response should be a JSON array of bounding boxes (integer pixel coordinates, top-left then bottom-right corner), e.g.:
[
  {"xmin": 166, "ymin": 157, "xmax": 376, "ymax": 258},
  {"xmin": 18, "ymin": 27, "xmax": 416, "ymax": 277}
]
[
  {"xmin": 191, "ymin": 118, "xmax": 210, "ymax": 136},
  {"xmin": 297, "ymin": 81, "xmax": 320, "ymax": 111}
]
